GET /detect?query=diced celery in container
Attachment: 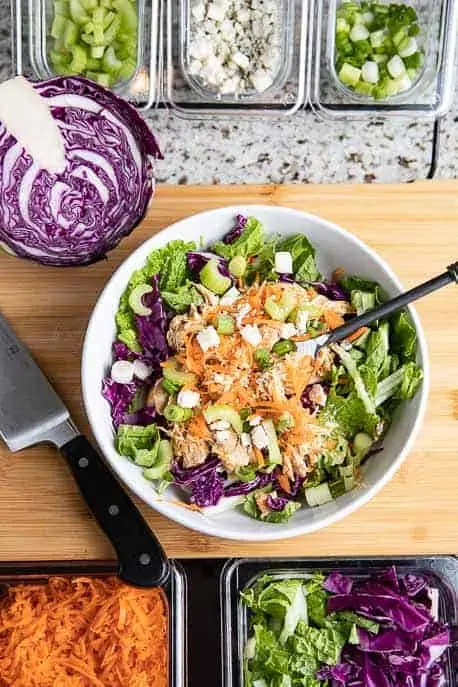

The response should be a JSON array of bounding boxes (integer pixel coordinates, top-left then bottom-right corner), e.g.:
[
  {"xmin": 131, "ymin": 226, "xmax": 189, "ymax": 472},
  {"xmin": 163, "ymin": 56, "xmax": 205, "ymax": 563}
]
[
  {"xmin": 49, "ymin": 0, "xmax": 138, "ymax": 87},
  {"xmin": 334, "ymin": 1, "xmax": 425, "ymax": 100}
]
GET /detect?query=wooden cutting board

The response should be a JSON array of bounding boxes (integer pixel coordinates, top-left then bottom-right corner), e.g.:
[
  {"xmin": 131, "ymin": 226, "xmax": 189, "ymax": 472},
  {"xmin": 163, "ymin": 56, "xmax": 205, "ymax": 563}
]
[{"xmin": 1, "ymin": 181, "xmax": 457, "ymax": 561}]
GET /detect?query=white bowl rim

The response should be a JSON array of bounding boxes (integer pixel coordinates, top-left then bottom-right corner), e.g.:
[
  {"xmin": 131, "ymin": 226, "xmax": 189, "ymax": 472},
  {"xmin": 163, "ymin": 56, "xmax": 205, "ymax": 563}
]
[{"xmin": 82, "ymin": 204, "xmax": 429, "ymax": 542}]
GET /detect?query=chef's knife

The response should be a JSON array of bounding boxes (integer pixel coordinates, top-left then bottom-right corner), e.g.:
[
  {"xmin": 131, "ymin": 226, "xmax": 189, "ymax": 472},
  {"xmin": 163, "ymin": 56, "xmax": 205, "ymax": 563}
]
[{"xmin": 0, "ymin": 312, "xmax": 169, "ymax": 588}]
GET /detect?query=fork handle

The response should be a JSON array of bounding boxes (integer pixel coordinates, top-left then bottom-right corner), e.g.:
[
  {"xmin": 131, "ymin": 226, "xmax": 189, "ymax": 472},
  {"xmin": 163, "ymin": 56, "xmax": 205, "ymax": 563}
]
[{"xmin": 326, "ymin": 262, "xmax": 458, "ymax": 346}]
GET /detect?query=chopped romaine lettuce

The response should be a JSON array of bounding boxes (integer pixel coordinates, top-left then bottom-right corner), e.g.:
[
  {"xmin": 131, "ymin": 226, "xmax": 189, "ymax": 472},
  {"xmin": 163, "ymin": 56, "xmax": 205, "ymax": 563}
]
[{"xmin": 212, "ymin": 217, "xmax": 265, "ymax": 259}]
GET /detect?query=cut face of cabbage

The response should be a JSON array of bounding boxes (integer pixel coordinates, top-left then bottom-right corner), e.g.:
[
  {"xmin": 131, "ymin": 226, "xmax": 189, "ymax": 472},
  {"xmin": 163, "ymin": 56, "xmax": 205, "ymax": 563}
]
[{"xmin": 0, "ymin": 76, "xmax": 66, "ymax": 175}]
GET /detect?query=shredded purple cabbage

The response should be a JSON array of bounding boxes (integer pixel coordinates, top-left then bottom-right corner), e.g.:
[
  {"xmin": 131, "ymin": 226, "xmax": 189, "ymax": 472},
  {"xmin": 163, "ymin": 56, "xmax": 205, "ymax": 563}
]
[
  {"xmin": 171, "ymin": 456, "xmax": 224, "ymax": 507},
  {"xmin": 134, "ymin": 275, "xmax": 169, "ymax": 371},
  {"xmin": 171, "ymin": 456, "xmax": 220, "ymax": 486},
  {"xmin": 123, "ymin": 406, "xmax": 158, "ymax": 427},
  {"xmin": 222, "ymin": 214, "xmax": 247, "ymax": 244},
  {"xmin": 318, "ymin": 568, "xmax": 451, "ymax": 687},
  {"xmin": 102, "ymin": 377, "xmax": 137, "ymax": 428},
  {"xmin": 266, "ymin": 493, "xmax": 290, "ymax": 511},
  {"xmin": 279, "ymin": 274, "xmax": 295, "ymax": 283},
  {"xmin": 316, "ymin": 664, "xmax": 352, "ymax": 683},
  {"xmin": 403, "ymin": 574, "xmax": 428, "ymax": 598},
  {"xmin": 323, "ymin": 571, "xmax": 354, "ymax": 595},
  {"xmin": 301, "ymin": 383, "xmax": 329, "ymax": 414},
  {"xmin": 308, "ymin": 280, "xmax": 348, "ymax": 301},
  {"xmin": 224, "ymin": 470, "xmax": 274, "ymax": 497},
  {"xmin": 189, "ymin": 469, "xmax": 224, "ymax": 507},
  {"xmin": 113, "ymin": 341, "xmax": 139, "ymax": 362},
  {"xmin": 187, "ymin": 251, "xmax": 231, "ymax": 279}
]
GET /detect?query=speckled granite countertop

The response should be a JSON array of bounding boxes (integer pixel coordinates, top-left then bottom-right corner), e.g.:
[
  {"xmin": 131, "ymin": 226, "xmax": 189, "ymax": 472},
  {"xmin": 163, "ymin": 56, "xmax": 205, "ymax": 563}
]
[{"xmin": 1, "ymin": 0, "xmax": 456, "ymax": 184}]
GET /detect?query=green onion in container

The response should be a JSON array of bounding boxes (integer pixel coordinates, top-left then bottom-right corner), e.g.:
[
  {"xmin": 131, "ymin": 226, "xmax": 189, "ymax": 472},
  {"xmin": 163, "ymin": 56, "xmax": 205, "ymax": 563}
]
[
  {"xmin": 49, "ymin": 0, "xmax": 138, "ymax": 88},
  {"xmin": 335, "ymin": 1, "xmax": 424, "ymax": 100}
]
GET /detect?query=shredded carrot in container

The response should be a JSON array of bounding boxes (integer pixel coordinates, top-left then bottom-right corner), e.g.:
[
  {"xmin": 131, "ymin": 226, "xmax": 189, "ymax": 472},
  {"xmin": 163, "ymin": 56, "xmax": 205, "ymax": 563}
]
[{"xmin": 0, "ymin": 576, "xmax": 168, "ymax": 687}]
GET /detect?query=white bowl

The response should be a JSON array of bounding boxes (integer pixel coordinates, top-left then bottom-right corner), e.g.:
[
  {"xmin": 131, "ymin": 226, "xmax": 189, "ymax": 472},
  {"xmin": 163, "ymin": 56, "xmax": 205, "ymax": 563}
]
[{"xmin": 82, "ymin": 205, "xmax": 428, "ymax": 542}]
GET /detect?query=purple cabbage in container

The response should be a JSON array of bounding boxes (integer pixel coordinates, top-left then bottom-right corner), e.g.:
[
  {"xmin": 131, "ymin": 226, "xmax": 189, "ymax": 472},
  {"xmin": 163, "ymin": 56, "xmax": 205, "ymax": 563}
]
[
  {"xmin": 316, "ymin": 664, "xmax": 352, "ymax": 683},
  {"xmin": 222, "ymin": 214, "xmax": 247, "ymax": 244},
  {"xmin": 403, "ymin": 574, "xmax": 428, "ymax": 598},
  {"xmin": 323, "ymin": 571, "xmax": 354, "ymax": 595}
]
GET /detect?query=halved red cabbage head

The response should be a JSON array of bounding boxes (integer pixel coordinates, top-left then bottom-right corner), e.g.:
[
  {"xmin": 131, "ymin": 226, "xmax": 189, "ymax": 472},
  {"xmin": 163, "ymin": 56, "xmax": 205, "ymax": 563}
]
[{"xmin": 0, "ymin": 76, "xmax": 161, "ymax": 266}]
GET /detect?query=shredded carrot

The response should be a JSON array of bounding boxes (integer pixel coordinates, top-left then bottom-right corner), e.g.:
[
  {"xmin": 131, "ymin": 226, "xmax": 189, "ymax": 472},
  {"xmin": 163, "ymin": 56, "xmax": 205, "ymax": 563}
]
[
  {"xmin": 162, "ymin": 499, "xmax": 202, "ymax": 511},
  {"xmin": 323, "ymin": 310, "xmax": 345, "ymax": 330},
  {"xmin": 345, "ymin": 326, "xmax": 369, "ymax": 343},
  {"xmin": 277, "ymin": 472, "xmax": 291, "ymax": 494},
  {"xmin": 0, "ymin": 576, "xmax": 168, "ymax": 687},
  {"xmin": 187, "ymin": 412, "xmax": 211, "ymax": 440},
  {"xmin": 253, "ymin": 447, "xmax": 265, "ymax": 467}
]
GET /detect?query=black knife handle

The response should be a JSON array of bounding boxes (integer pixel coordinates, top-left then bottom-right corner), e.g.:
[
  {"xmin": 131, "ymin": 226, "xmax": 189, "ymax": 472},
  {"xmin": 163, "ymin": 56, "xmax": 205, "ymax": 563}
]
[{"xmin": 60, "ymin": 435, "xmax": 169, "ymax": 588}]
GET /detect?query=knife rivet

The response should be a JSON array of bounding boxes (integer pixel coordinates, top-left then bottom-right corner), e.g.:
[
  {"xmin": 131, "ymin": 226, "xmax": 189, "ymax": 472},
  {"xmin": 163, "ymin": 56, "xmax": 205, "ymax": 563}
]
[
  {"xmin": 78, "ymin": 457, "xmax": 89, "ymax": 468},
  {"xmin": 139, "ymin": 553, "xmax": 151, "ymax": 566},
  {"xmin": 108, "ymin": 504, "xmax": 119, "ymax": 516}
]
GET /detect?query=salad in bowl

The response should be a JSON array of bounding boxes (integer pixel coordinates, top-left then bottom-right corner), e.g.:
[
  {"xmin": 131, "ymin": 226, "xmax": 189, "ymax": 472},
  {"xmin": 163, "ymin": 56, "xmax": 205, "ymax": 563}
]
[{"xmin": 99, "ymin": 213, "xmax": 423, "ymax": 525}]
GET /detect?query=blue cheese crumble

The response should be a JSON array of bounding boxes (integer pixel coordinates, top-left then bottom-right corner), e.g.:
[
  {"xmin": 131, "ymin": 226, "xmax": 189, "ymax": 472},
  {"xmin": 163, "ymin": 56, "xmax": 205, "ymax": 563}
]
[{"xmin": 188, "ymin": 0, "xmax": 282, "ymax": 95}]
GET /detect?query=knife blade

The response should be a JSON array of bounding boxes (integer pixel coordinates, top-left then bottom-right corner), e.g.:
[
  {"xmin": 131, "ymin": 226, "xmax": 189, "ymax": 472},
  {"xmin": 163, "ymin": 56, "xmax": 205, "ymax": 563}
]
[{"xmin": 0, "ymin": 313, "xmax": 169, "ymax": 588}]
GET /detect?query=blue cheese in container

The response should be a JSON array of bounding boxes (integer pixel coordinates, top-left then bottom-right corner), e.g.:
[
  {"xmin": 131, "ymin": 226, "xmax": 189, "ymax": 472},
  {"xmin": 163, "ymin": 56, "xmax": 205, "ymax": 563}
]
[{"xmin": 188, "ymin": 0, "xmax": 282, "ymax": 95}]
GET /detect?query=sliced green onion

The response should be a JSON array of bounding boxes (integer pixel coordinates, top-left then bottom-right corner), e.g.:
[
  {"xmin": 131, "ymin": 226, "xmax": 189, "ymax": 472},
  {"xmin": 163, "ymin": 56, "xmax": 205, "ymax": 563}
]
[
  {"xmin": 275, "ymin": 412, "xmax": 295, "ymax": 434},
  {"xmin": 164, "ymin": 404, "xmax": 193, "ymax": 423},
  {"xmin": 272, "ymin": 339, "xmax": 297, "ymax": 357},
  {"xmin": 254, "ymin": 347, "xmax": 273, "ymax": 371},
  {"xmin": 335, "ymin": 1, "xmax": 424, "ymax": 100},
  {"xmin": 216, "ymin": 314, "xmax": 235, "ymax": 335}
]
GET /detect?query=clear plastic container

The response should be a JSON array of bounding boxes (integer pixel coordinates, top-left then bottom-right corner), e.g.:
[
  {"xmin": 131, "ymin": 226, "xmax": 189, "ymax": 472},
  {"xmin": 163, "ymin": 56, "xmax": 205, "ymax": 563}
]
[
  {"xmin": 0, "ymin": 560, "xmax": 187, "ymax": 686},
  {"xmin": 310, "ymin": 0, "xmax": 458, "ymax": 119},
  {"xmin": 10, "ymin": 0, "xmax": 458, "ymax": 117},
  {"xmin": 221, "ymin": 556, "xmax": 458, "ymax": 687},
  {"xmin": 161, "ymin": 0, "xmax": 308, "ymax": 116},
  {"xmin": 11, "ymin": 0, "xmax": 160, "ymax": 107}
]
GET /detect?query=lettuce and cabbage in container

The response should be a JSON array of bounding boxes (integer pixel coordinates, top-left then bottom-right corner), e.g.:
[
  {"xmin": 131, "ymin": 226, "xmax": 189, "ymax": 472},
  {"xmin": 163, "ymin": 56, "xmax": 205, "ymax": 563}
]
[
  {"xmin": 0, "ymin": 75, "xmax": 161, "ymax": 266},
  {"xmin": 241, "ymin": 566, "xmax": 452, "ymax": 686},
  {"xmin": 103, "ymin": 214, "xmax": 423, "ymax": 523}
]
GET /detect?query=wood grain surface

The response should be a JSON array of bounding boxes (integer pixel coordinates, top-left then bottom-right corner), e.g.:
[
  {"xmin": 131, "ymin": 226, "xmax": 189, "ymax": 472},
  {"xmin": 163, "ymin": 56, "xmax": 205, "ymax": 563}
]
[{"xmin": 0, "ymin": 181, "xmax": 457, "ymax": 562}]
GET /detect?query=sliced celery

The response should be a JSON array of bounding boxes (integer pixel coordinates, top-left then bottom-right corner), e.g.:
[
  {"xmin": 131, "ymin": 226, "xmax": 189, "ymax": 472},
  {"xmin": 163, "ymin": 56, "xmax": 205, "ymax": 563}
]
[
  {"xmin": 69, "ymin": 0, "xmax": 89, "ymax": 24},
  {"xmin": 113, "ymin": 0, "xmax": 137, "ymax": 31},
  {"xmin": 50, "ymin": 0, "xmax": 137, "ymax": 87},
  {"xmin": 91, "ymin": 45, "xmax": 105, "ymax": 58},
  {"xmin": 86, "ymin": 55, "xmax": 102, "ymax": 70},
  {"xmin": 63, "ymin": 19, "xmax": 79, "ymax": 48},
  {"xmin": 54, "ymin": 0, "xmax": 70, "ymax": 16},
  {"xmin": 51, "ymin": 14, "xmax": 68, "ymax": 39},
  {"xmin": 117, "ymin": 57, "xmax": 136, "ymax": 80},
  {"xmin": 68, "ymin": 43, "xmax": 88, "ymax": 71}
]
